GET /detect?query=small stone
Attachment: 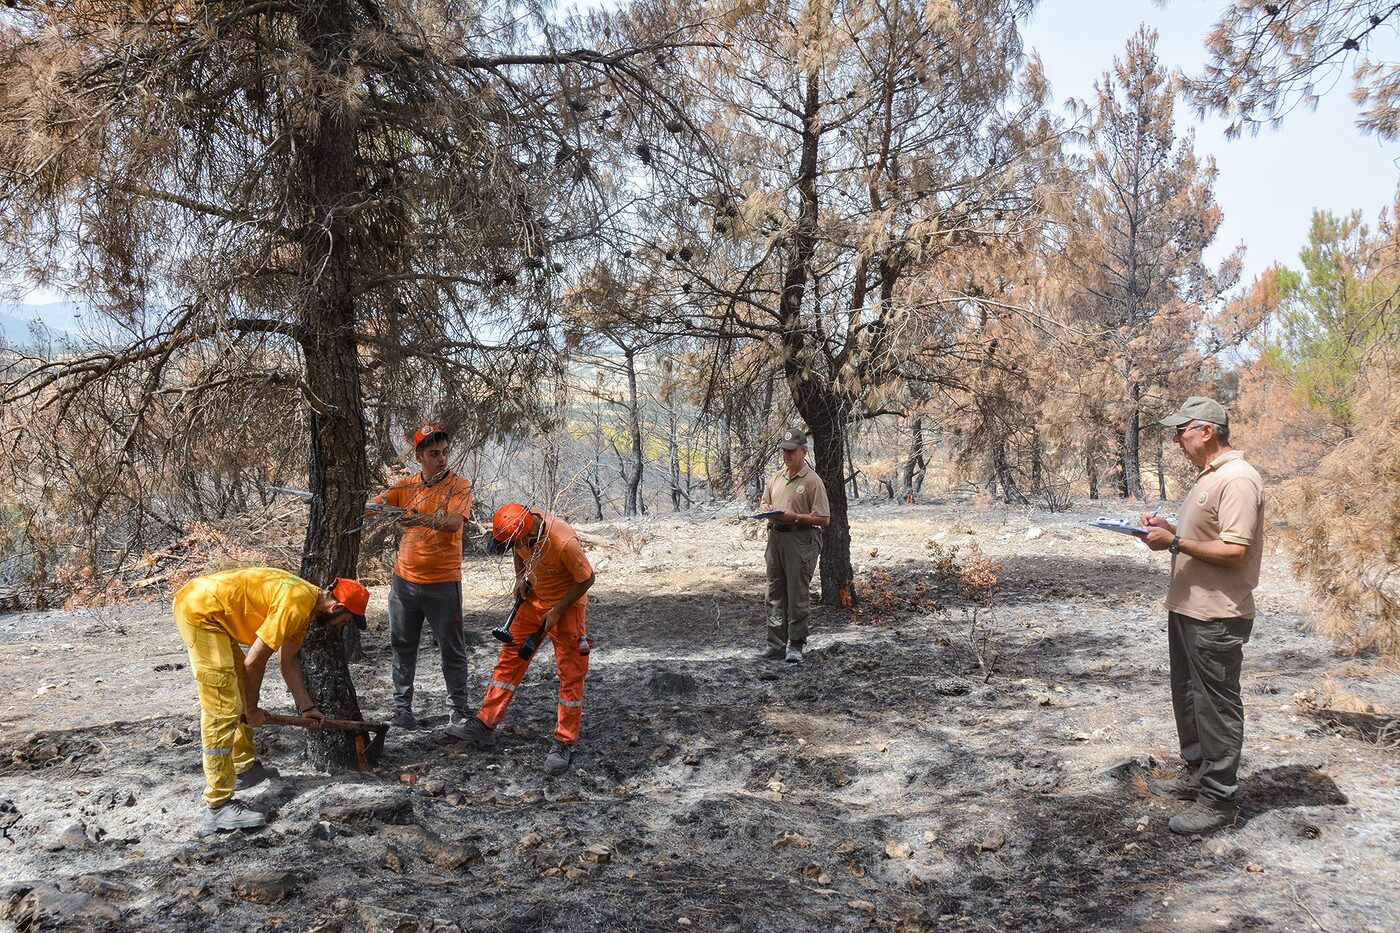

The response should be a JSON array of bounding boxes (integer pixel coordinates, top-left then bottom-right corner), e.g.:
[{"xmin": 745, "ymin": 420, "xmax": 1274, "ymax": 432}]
[
  {"xmin": 399, "ymin": 773, "xmax": 418, "ymax": 785},
  {"xmin": 850, "ymin": 900, "xmax": 876, "ymax": 912},
  {"xmin": 582, "ymin": 844, "xmax": 611, "ymax": 864},
  {"xmin": 518, "ymin": 831, "xmax": 545, "ymax": 853},
  {"xmin": 848, "ymin": 862, "xmax": 866, "ymax": 878},
  {"xmin": 869, "ymin": 547, "xmax": 879, "ymax": 557},
  {"xmin": 1036, "ymin": 695, "xmax": 1052, "ymax": 706},
  {"xmin": 1024, "ymin": 527, "xmax": 1044, "ymax": 541},
  {"xmin": 835, "ymin": 840, "xmax": 855, "ymax": 854},
  {"xmin": 356, "ymin": 904, "xmax": 461, "ymax": 933},
  {"xmin": 977, "ymin": 830, "xmax": 1005, "ymax": 853},
  {"xmin": 417, "ymin": 780, "xmax": 446, "ymax": 797},
  {"xmin": 773, "ymin": 832, "xmax": 811, "ymax": 851},
  {"xmin": 156, "ymin": 724, "xmax": 191, "ymax": 748},
  {"xmin": 884, "ymin": 839, "xmax": 911, "ymax": 860},
  {"xmin": 564, "ymin": 866, "xmax": 586, "ymax": 881},
  {"xmin": 831, "ymin": 768, "xmax": 851, "ymax": 787},
  {"xmin": 1246, "ymin": 862, "xmax": 1263, "ymax": 873},
  {"xmin": 232, "ymin": 871, "xmax": 297, "ymax": 904},
  {"xmin": 1123, "ymin": 842, "xmax": 1140, "ymax": 854}
]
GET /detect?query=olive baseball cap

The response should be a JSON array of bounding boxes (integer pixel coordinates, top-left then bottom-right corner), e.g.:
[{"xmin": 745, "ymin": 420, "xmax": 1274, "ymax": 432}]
[
  {"xmin": 1158, "ymin": 396, "xmax": 1228, "ymax": 428},
  {"xmin": 778, "ymin": 426, "xmax": 808, "ymax": 450}
]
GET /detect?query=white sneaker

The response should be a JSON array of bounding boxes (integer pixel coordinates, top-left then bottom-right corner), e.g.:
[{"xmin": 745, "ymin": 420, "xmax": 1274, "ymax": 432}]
[{"xmin": 199, "ymin": 799, "xmax": 267, "ymax": 836}]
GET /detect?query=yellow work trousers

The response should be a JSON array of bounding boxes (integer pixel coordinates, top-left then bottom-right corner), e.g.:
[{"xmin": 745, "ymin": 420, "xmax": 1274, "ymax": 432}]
[{"xmin": 173, "ymin": 611, "xmax": 257, "ymax": 807}]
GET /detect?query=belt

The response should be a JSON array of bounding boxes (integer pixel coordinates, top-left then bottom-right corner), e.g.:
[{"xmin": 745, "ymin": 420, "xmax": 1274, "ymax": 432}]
[{"xmin": 767, "ymin": 523, "xmax": 811, "ymax": 533}]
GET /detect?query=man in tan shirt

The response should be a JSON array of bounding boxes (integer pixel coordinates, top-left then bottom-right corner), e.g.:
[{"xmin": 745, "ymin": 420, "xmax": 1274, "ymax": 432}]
[
  {"xmin": 1141, "ymin": 396, "xmax": 1265, "ymax": 835},
  {"xmin": 758, "ymin": 426, "xmax": 831, "ymax": 664}
]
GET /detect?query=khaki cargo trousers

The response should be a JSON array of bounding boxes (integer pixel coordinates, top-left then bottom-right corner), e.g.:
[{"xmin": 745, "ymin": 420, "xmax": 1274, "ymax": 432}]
[{"xmin": 765, "ymin": 526, "xmax": 822, "ymax": 650}]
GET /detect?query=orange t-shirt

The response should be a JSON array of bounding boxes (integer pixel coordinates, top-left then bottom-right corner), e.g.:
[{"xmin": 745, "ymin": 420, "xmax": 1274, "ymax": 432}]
[
  {"xmin": 516, "ymin": 516, "xmax": 593, "ymax": 609},
  {"xmin": 377, "ymin": 471, "xmax": 474, "ymax": 584}
]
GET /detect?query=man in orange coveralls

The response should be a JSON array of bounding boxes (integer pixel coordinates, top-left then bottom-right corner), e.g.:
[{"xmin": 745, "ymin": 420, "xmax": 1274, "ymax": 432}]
[
  {"xmin": 457, "ymin": 503, "xmax": 594, "ymax": 775},
  {"xmin": 171, "ymin": 568, "xmax": 368, "ymax": 836},
  {"xmin": 372, "ymin": 422, "xmax": 475, "ymax": 739}
]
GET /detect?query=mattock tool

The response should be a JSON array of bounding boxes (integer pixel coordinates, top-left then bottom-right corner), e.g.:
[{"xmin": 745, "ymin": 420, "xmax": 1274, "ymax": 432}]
[{"xmin": 257, "ymin": 712, "xmax": 389, "ymax": 771}]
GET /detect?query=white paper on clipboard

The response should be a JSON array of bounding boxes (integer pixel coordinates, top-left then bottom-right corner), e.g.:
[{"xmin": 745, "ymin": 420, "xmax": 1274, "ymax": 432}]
[{"xmin": 1090, "ymin": 516, "xmax": 1150, "ymax": 537}]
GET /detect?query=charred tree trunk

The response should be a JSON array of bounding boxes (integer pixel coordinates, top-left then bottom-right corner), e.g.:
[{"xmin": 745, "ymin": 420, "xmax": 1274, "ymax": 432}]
[
  {"xmin": 1156, "ymin": 433, "xmax": 1168, "ymax": 500},
  {"xmin": 667, "ymin": 408, "xmax": 683, "ymax": 511},
  {"xmin": 1122, "ymin": 381, "xmax": 1144, "ymax": 499},
  {"xmin": 293, "ymin": 0, "xmax": 368, "ymax": 771},
  {"xmin": 899, "ymin": 417, "xmax": 926, "ymax": 502},
  {"xmin": 1086, "ymin": 453, "xmax": 1100, "ymax": 500},
  {"xmin": 623, "ymin": 348, "xmax": 643, "ymax": 517},
  {"xmin": 803, "ymin": 404, "xmax": 855, "ymax": 608}
]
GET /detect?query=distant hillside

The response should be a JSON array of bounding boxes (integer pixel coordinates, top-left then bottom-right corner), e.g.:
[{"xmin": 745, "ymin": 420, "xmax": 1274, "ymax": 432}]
[{"xmin": 0, "ymin": 301, "xmax": 87, "ymax": 347}]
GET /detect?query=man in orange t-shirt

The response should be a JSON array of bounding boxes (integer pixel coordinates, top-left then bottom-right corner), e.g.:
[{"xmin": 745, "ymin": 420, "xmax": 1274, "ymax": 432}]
[
  {"xmin": 457, "ymin": 503, "xmax": 594, "ymax": 775},
  {"xmin": 372, "ymin": 422, "xmax": 474, "ymax": 738}
]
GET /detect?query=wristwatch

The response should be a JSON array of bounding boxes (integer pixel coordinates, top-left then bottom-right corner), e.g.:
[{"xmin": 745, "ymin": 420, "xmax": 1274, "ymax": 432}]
[{"xmin": 1169, "ymin": 535, "xmax": 1181, "ymax": 554}]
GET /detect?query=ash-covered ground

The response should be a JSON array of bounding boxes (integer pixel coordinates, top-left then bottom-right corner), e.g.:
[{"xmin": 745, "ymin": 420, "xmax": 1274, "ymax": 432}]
[{"xmin": 2, "ymin": 499, "xmax": 1397, "ymax": 932}]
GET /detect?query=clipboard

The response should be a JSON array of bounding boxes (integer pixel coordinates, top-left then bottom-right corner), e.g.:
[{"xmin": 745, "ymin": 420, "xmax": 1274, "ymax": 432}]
[
  {"xmin": 1090, "ymin": 516, "xmax": 1149, "ymax": 537},
  {"xmin": 750, "ymin": 509, "xmax": 784, "ymax": 519}
]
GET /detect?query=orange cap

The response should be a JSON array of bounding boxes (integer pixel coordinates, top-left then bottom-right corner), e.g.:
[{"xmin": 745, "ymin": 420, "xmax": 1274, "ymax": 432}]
[
  {"xmin": 331, "ymin": 577, "xmax": 370, "ymax": 629},
  {"xmin": 413, "ymin": 422, "xmax": 448, "ymax": 449},
  {"xmin": 490, "ymin": 504, "xmax": 534, "ymax": 551}
]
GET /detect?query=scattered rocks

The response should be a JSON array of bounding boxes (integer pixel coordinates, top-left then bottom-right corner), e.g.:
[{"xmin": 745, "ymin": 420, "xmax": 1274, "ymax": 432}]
[
  {"xmin": 72, "ymin": 875, "xmax": 136, "ymax": 899},
  {"xmin": 232, "ymin": 870, "xmax": 298, "ymax": 904},
  {"xmin": 357, "ymin": 903, "xmax": 462, "ymax": 933},
  {"xmin": 380, "ymin": 825, "xmax": 481, "ymax": 870},
  {"xmin": 0, "ymin": 883, "xmax": 120, "ymax": 929},
  {"xmin": 772, "ymin": 832, "xmax": 811, "ymax": 850},
  {"xmin": 156, "ymin": 724, "xmax": 191, "ymax": 748},
  {"xmin": 320, "ymin": 794, "xmax": 414, "ymax": 830},
  {"xmin": 581, "ymin": 844, "xmax": 611, "ymax": 865},
  {"xmin": 884, "ymin": 839, "xmax": 911, "ymax": 860}
]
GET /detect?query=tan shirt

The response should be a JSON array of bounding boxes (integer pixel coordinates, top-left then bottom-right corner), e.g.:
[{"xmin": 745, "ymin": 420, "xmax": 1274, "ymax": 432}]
[
  {"xmin": 1166, "ymin": 451, "xmax": 1265, "ymax": 620},
  {"xmin": 761, "ymin": 465, "xmax": 831, "ymax": 524}
]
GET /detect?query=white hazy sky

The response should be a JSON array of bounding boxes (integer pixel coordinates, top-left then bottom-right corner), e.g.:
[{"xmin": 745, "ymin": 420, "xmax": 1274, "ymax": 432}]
[
  {"xmin": 1024, "ymin": 0, "xmax": 1400, "ymax": 285},
  {"xmin": 10, "ymin": 0, "xmax": 1398, "ymax": 304}
]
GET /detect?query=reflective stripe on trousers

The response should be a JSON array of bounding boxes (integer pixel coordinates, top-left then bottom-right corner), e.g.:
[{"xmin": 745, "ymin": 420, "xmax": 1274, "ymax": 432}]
[
  {"xmin": 172, "ymin": 607, "xmax": 257, "ymax": 808},
  {"xmin": 477, "ymin": 599, "xmax": 589, "ymax": 744}
]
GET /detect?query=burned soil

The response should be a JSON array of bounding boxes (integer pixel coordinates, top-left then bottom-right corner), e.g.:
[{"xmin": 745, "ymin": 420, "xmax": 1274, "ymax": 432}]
[{"xmin": 1, "ymin": 500, "xmax": 1397, "ymax": 932}]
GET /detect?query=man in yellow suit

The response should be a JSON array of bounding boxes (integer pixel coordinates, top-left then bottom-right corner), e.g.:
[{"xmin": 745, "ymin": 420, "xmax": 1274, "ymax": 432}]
[{"xmin": 171, "ymin": 568, "xmax": 369, "ymax": 836}]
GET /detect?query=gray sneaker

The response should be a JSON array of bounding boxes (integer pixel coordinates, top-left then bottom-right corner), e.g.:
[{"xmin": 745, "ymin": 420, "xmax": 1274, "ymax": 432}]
[
  {"xmin": 199, "ymin": 799, "xmax": 267, "ymax": 837},
  {"xmin": 235, "ymin": 761, "xmax": 278, "ymax": 791},
  {"xmin": 442, "ymin": 712, "xmax": 476, "ymax": 742},
  {"xmin": 388, "ymin": 709, "xmax": 419, "ymax": 730},
  {"xmin": 543, "ymin": 741, "xmax": 575, "ymax": 776},
  {"xmin": 453, "ymin": 716, "xmax": 496, "ymax": 748},
  {"xmin": 1168, "ymin": 801, "xmax": 1237, "ymax": 835},
  {"xmin": 757, "ymin": 646, "xmax": 785, "ymax": 661},
  {"xmin": 1148, "ymin": 775, "xmax": 1199, "ymax": 801},
  {"xmin": 784, "ymin": 644, "xmax": 804, "ymax": 664}
]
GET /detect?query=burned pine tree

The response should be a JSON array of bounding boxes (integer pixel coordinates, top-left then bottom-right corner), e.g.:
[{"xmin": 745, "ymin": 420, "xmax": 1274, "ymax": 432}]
[{"xmin": 0, "ymin": 0, "xmax": 694, "ymax": 768}]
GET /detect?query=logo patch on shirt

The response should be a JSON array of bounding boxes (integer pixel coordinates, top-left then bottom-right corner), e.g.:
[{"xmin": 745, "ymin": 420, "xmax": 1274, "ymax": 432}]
[
  {"xmin": 1197, "ymin": 491, "xmax": 1209, "ymax": 506},
  {"xmin": 797, "ymin": 485, "xmax": 805, "ymax": 494}
]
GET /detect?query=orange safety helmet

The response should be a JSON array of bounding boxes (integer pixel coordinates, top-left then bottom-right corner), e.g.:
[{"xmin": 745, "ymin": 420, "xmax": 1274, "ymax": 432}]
[
  {"xmin": 330, "ymin": 577, "xmax": 370, "ymax": 629},
  {"xmin": 488, "ymin": 503, "xmax": 535, "ymax": 554}
]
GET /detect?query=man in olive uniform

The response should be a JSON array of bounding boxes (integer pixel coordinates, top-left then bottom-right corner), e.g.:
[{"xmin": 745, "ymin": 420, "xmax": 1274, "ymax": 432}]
[
  {"xmin": 1141, "ymin": 396, "xmax": 1265, "ymax": 835},
  {"xmin": 758, "ymin": 426, "xmax": 831, "ymax": 664}
]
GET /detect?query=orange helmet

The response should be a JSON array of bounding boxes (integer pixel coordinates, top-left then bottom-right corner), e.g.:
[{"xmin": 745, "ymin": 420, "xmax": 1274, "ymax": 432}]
[
  {"xmin": 330, "ymin": 577, "xmax": 370, "ymax": 629},
  {"xmin": 488, "ymin": 504, "xmax": 535, "ymax": 554}
]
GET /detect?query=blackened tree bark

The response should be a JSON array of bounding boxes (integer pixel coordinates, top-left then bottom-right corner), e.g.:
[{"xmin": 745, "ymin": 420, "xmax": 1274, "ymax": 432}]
[
  {"xmin": 900, "ymin": 417, "xmax": 927, "ymax": 502},
  {"xmin": 1121, "ymin": 382, "xmax": 1145, "ymax": 498},
  {"xmin": 293, "ymin": 0, "xmax": 369, "ymax": 772}
]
